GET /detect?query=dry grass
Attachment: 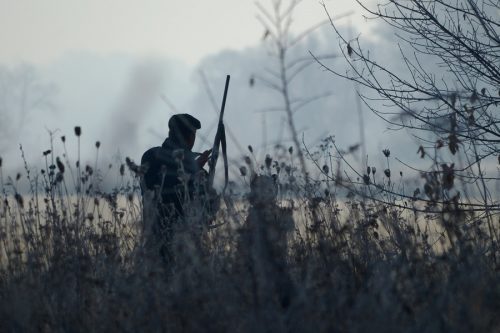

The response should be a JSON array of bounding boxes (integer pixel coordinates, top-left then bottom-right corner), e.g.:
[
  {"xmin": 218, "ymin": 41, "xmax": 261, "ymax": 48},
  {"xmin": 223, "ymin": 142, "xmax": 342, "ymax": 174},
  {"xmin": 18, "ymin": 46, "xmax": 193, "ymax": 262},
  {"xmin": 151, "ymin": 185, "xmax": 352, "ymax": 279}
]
[{"xmin": 0, "ymin": 136, "xmax": 498, "ymax": 332}]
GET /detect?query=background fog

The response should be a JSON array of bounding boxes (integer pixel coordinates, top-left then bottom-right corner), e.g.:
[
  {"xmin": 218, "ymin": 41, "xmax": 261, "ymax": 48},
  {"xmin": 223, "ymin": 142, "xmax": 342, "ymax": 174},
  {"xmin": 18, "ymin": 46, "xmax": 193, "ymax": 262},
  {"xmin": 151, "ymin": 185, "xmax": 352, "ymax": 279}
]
[{"xmin": 0, "ymin": 0, "xmax": 430, "ymax": 187}]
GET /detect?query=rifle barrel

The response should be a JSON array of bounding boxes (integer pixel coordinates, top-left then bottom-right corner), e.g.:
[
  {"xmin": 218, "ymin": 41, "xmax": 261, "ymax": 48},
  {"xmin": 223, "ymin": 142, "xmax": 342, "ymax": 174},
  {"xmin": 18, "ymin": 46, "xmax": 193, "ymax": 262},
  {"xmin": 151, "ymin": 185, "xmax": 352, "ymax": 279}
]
[
  {"xmin": 219, "ymin": 75, "xmax": 230, "ymax": 120},
  {"xmin": 208, "ymin": 75, "xmax": 231, "ymax": 187}
]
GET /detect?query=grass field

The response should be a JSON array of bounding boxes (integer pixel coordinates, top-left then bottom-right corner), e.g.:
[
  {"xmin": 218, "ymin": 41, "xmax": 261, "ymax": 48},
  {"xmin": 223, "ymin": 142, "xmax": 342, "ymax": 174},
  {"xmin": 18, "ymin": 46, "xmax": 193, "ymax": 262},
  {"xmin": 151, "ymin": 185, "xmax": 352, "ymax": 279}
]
[{"xmin": 0, "ymin": 148, "xmax": 498, "ymax": 332}]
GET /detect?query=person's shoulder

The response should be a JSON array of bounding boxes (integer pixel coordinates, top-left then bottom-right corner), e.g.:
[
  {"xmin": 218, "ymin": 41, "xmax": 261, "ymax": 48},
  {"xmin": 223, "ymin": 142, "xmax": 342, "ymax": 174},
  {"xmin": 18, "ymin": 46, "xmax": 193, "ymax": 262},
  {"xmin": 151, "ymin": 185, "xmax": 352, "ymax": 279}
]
[
  {"xmin": 141, "ymin": 146, "xmax": 161, "ymax": 164},
  {"xmin": 142, "ymin": 146, "xmax": 178, "ymax": 167}
]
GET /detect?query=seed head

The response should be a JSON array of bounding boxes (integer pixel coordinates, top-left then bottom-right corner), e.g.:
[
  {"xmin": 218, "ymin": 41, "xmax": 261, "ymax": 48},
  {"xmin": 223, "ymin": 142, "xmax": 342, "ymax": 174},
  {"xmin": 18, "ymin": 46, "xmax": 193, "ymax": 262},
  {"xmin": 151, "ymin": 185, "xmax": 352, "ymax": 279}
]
[
  {"xmin": 371, "ymin": 167, "xmax": 376, "ymax": 174},
  {"xmin": 74, "ymin": 126, "xmax": 82, "ymax": 137},
  {"xmin": 248, "ymin": 145, "xmax": 253, "ymax": 153},
  {"xmin": 382, "ymin": 149, "xmax": 390, "ymax": 157},
  {"xmin": 125, "ymin": 157, "xmax": 141, "ymax": 175},
  {"xmin": 244, "ymin": 156, "xmax": 252, "ymax": 165},
  {"xmin": 61, "ymin": 136, "xmax": 66, "ymax": 143},
  {"xmin": 384, "ymin": 169, "xmax": 391, "ymax": 178},
  {"xmin": 56, "ymin": 157, "xmax": 65, "ymax": 173},
  {"xmin": 347, "ymin": 43, "xmax": 353, "ymax": 57},
  {"xmin": 288, "ymin": 146, "xmax": 293, "ymax": 154},
  {"xmin": 239, "ymin": 166, "xmax": 248, "ymax": 177},
  {"xmin": 0, "ymin": 157, "xmax": 2, "ymax": 168},
  {"xmin": 95, "ymin": 141, "xmax": 101, "ymax": 149},
  {"xmin": 16, "ymin": 173, "xmax": 21, "ymax": 181},
  {"xmin": 55, "ymin": 172, "xmax": 64, "ymax": 183},
  {"xmin": 448, "ymin": 134, "xmax": 459, "ymax": 155},
  {"xmin": 15, "ymin": 193, "xmax": 24, "ymax": 208},
  {"xmin": 348, "ymin": 144, "xmax": 360, "ymax": 153},
  {"xmin": 43, "ymin": 150, "xmax": 51, "ymax": 156},
  {"xmin": 367, "ymin": 166, "xmax": 371, "ymax": 175},
  {"xmin": 363, "ymin": 174, "xmax": 370, "ymax": 185},
  {"xmin": 119, "ymin": 164, "xmax": 125, "ymax": 176},
  {"xmin": 322, "ymin": 165, "xmax": 329, "ymax": 175},
  {"xmin": 265, "ymin": 154, "xmax": 272, "ymax": 169}
]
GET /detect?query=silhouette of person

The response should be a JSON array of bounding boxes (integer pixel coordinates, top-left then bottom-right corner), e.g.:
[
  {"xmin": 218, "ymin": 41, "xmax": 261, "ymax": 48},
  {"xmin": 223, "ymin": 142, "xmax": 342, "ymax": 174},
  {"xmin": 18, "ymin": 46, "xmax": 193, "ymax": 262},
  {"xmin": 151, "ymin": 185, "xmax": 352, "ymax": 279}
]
[{"xmin": 140, "ymin": 113, "xmax": 212, "ymax": 263}]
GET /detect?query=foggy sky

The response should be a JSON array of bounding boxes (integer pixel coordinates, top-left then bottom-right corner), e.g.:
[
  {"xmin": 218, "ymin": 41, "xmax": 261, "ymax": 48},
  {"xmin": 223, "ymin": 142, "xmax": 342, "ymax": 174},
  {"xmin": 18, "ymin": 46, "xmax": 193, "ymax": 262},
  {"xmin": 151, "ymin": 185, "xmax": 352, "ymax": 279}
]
[
  {"xmin": 0, "ymin": 0, "xmax": 370, "ymax": 66},
  {"xmin": 0, "ymin": 0, "xmax": 451, "ymax": 190}
]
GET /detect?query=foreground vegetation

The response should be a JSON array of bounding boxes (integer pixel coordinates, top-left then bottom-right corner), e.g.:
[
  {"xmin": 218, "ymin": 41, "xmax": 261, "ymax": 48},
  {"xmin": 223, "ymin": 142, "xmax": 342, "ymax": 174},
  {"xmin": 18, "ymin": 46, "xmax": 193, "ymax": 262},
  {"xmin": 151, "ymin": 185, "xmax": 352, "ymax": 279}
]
[{"xmin": 0, "ymin": 135, "xmax": 498, "ymax": 333}]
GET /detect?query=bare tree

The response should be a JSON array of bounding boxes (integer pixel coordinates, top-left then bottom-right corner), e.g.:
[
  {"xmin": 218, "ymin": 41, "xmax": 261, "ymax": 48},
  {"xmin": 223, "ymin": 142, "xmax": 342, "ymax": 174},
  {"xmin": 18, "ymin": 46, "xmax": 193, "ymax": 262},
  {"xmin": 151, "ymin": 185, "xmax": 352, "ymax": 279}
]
[
  {"xmin": 0, "ymin": 65, "xmax": 56, "ymax": 153},
  {"xmin": 318, "ymin": 0, "xmax": 499, "ymax": 174},
  {"xmin": 313, "ymin": 0, "xmax": 500, "ymax": 246},
  {"xmin": 254, "ymin": 0, "xmax": 352, "ymax": 179}
]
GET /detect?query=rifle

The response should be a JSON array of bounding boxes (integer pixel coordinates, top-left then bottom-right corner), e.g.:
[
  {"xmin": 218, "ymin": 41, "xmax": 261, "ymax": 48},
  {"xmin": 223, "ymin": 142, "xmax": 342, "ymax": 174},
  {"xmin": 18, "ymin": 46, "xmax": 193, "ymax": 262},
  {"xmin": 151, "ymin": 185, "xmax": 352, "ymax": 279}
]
[{"xmin": 207, "ymin": 75, "xmax": 230, "ymax": 195}]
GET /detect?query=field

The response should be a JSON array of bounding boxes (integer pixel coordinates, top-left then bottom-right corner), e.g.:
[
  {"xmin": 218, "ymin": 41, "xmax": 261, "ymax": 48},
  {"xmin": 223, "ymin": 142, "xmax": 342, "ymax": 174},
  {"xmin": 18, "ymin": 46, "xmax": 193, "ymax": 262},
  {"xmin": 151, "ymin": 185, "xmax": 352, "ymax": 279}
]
[{"xmin": 0, "ymin": 146, "xmax": 498, "ymax": 332}]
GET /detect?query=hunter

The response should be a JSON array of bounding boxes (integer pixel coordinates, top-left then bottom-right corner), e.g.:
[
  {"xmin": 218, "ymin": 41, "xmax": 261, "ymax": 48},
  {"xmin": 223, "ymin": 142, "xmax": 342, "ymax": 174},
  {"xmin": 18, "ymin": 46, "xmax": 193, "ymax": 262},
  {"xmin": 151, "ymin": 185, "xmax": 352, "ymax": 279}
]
[{"xmin": 140, "ymin": 113, "xmax": 214, "ymax": 262}]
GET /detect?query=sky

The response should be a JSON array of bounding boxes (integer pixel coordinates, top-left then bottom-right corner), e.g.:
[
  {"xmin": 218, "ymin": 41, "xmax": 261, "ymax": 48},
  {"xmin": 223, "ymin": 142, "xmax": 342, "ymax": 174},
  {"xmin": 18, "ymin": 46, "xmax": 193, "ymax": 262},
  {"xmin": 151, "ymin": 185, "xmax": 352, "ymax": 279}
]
[
  {"xmin": 0, "ymin": 0, "xmax": 430, "ymax": 189},
  {"xmin": 0, "ymin": 0, "xmax": 366, "ymax": 66}
]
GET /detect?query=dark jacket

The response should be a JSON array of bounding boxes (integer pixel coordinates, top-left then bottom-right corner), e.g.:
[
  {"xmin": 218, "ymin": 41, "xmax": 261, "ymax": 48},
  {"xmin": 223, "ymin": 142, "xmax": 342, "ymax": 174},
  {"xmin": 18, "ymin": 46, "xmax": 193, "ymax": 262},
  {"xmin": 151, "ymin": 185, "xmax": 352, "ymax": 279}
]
[{"xmin": 141, "ymin": 138, "xmax": 200, "ymax": 216}]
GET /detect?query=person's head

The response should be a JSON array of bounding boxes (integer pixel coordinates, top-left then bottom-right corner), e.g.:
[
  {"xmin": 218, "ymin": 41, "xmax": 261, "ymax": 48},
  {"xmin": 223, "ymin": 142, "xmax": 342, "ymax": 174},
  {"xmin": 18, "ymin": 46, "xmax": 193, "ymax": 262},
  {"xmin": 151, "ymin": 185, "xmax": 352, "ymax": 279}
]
[{"xmin": 168, "ymin": 114, "xmax": 201, "ymax": 149}]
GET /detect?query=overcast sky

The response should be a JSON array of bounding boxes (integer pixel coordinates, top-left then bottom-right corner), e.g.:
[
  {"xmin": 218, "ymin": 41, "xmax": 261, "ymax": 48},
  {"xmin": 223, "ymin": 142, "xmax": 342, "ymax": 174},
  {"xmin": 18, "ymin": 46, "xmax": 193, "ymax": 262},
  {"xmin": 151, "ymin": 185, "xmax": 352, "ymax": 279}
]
[
  {"xmin": 1, "ymin": 0, "xmax": 429, "ymax": 188},
  {"xmin": 0, "ymin": 0, "xmax": 368, "ymax": 66}
]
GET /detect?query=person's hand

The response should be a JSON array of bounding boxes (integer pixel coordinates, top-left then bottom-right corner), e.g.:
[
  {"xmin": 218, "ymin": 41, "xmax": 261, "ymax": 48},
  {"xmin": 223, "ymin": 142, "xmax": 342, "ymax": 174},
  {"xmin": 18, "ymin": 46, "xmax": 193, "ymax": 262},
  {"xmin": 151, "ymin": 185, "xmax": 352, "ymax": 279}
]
[{"xmin": 196, "ymin": 149, "xmax": 212, "ymax": 169}]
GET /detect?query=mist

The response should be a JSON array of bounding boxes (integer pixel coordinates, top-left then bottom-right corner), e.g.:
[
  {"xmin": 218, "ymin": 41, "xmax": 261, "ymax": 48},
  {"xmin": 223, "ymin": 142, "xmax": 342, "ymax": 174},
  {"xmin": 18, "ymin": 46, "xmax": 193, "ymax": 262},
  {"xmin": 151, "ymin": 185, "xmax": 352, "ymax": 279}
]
[{"xmin": 0, "ymin": 17, "xmax": 431, "ymax": 190}]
